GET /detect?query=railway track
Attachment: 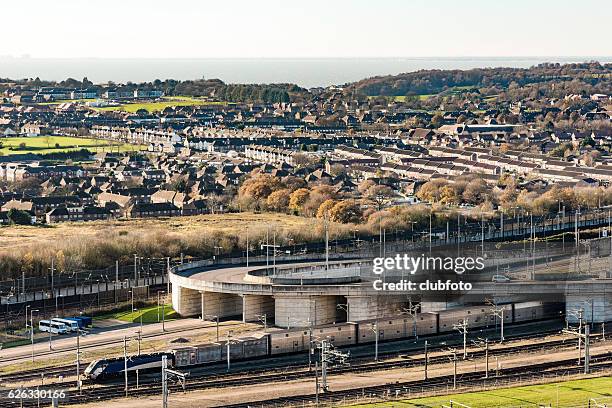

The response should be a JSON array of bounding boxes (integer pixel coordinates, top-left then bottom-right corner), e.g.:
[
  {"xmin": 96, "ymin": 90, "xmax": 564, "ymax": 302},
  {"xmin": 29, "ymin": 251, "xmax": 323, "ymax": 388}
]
[
  {"xmin": 0, "ymin": 321, "xmax": 565, "ymax": 385},
  {"xmin": 0, "ymin": 319, "xmax": 244, "ymax": 368},
  {"xmin": 221, "ymin": 358, "xmax": 612, "ymax": 408},
  {"xmin": 3, "ymin": 333, "xmax": 606, "ymax": 407}
]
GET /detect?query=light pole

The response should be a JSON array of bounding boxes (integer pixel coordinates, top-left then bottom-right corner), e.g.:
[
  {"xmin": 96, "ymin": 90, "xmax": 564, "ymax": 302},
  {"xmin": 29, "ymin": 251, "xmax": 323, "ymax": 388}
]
[
  {"xmin": 158, "ymin": 291, "xmax": 166, "ymax": 332},
  {"xmin": 245, "ymin": 227, "xmax": 249, "ymax": 268},
  {"xmin": 133, "ymin": 253, "xmax": 138, "ymax": 285},
  {"xmin": 371, "ymin": 321, "xmax": 379, "ymax": 361},
  {"xmin": 489, "ymin": 302, "xmax": 505, "ymax": 343},
  {"xmin": 472, "ymin": 338, "xmax": 489, "ymax": 379},
  {"xmin": 429, "ymin": 211, "xmax": 432, "ymax": 254},
  {"xmin": 583, "ymin": 299, "xmax": 594, "ymax": 329},
  {"xmin": 424, "ymin": 340, "xmax": 428, "ymax": 380},
  {"xmin": 258, "ymin": 314, "xmax": 267, "ymax": 330},
  {"xmin": 25, "ymin": 304, "xmax": 30, "ymax": 334},
  {"xmin": 453, "ymin": 319, "xmax": 468, "ymax": 359},
  {"xmin": 55, "ymin": 295, "xmax": 63, "ymax": 317},
  {"xmin": 450, "ymin": 349, "xmax": 458, "ymax": 389},
  {"xmin": 205, "ymin": 315, "xmax": 219, "ymax": 341},
  {"xmin": 401, "ymin": 300, "xmax": 420, "ymax": 339},
  {"xmin": 226, "ymin": 330, "xmax": 234, "ymax": 372},
  {"xmin": 567, "ymin": 308, "xmax": 584, "ymax": 364},
  {"xmin": 30, "ymin": 308, "xmax": 39, "ymax": 362},
  {"xmin": 457, "ymin": 213, "xmax": 461, "ymax": 255},
  {"xmin": 123, "ymin": 336, "xmax": 128, "ymax": 397},
  {"xmin": 76, "ymin": 328, "xmax": 81, "ymax": 395},
  {"xmin": 336, "ymin": 303, "xmax": 350, "ymax": 322},
  {"xmin": 48, "ymin": 316, "xmax": 53, "ymax": 351}
]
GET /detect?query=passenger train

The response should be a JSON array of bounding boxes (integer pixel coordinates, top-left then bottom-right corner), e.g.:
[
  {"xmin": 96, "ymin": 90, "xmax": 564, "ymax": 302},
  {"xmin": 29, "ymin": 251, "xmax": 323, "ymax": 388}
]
[{"xmin": 85, "ymin": 301, "xmax": 562, "ymax": 380}]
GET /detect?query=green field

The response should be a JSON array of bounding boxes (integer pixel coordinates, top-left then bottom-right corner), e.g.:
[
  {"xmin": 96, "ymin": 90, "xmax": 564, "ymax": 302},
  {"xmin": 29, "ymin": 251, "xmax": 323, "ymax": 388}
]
[
  {"xmin": 368, "ymin": 95, "xmax": 435, "ymax": 102},
  {"xmin": 95, "ymin": 96, "xmax": 225, "ymax": 113},
  {"xmin": 38, "ymin": 98, "xmax": 98, "ymax": 105},
  {"xmin": 350, "ymin": 376, "xmax": 612, "ymax": 408},
  {"xmin": 99, "ymin": 304, "xmax": 177, "ymax": 324},
  {"xmin": 0, "ymin": 136, "xmax": 142, "ymax": 155}
]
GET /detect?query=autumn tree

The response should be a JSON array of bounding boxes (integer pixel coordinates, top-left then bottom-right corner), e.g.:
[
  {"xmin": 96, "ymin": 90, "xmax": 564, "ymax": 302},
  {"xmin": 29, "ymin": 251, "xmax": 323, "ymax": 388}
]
[
  {"xmin": 329, "ymin": 200, "xmax": 362, "ymax": 224},
  {"xmin": 430, "ymin": 113, "xmax": 444, "ymax": 128},
  {"xmin": 237, "ymin": 174, "xmax": 283, "ymax": 209},
  {"xmin": 416, "ymin": 179, "xmax": 447, "ymax": 203},
  {"xmin": 289, "ymin": 188, "xmax": 310, "ymax": 214},
  {"xmin": 303, "ymin": 185, "xmax": 337, "ymax": 216},
  {"xmin": 365, "ymin": 184, "xmax": 395, "ymax": 209},
  {"xmin": 328, "ymin": 164, "xmax": 348, "ymax": 178},
  {"xmin": 316, "ymin": 199, "xmax": 337, "ymax": 219},
  {"xmin": 357, "ymin": 179, "xmax": 377, "ymax": 195},
  {"xmin": 462, "ymin": 178, "xmax": 488, "ymax": 205},
  {"xmin": 293, "ymin": 153, "xmax": 319, "ymax": 168},
  {"xmin": 266, "ymin": 188, "xmax": 291, "ymax": 212},
  {"xmin": 439, "ymin": 185, "xmax": 459, "ymax": 205}
]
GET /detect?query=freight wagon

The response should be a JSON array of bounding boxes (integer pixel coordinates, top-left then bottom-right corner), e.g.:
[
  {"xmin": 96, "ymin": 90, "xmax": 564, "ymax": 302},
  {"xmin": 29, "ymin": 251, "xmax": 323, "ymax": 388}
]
[
  {"xmin": 269, "ymin": 323, "xmax": 357, "ymax": 355},
  {"xmin": 85, "ymin": 302, "xmax": 563, "ymax": 381}
]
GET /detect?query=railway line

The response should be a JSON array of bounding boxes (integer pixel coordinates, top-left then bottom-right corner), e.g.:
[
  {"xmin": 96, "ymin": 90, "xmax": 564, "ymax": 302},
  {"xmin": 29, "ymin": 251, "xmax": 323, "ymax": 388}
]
[
  {"xmin": 0, "ymin": 318, "xmax": 567, "ymax": 385},
  {"xmin": 0, "ymin": 319, "xmax": 245, "ymax": 367},
  {"xmin": 2, "ymin": 331, "xmax": 607, "ymax": 407},
  {"xmin": 220, "ymin": 358, "xmax": 612, "ymax": 408}
]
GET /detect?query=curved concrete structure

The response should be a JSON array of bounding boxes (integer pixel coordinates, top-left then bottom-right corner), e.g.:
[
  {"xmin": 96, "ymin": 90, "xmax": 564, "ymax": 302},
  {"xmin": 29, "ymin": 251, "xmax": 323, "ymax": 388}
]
[
  {"xmin": 170, "ymin": 254, "xmax": 612, "ymax": 327},
  {"xmin": 170, "ymin": 257, "xmax": 391, "ymax": 326}
]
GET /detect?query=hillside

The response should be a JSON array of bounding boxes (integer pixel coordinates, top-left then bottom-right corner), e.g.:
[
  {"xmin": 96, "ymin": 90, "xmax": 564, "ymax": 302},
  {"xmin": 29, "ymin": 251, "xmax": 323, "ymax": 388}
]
[{"xmin": 349, "ymin": 62, "xmax": 612, "ymax": 97}]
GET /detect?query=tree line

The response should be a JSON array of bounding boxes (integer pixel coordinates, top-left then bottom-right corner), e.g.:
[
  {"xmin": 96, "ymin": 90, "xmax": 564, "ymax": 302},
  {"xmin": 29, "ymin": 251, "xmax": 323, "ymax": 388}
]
[{"xmin": 350, "ymin": 62, "xmax": 612, "ymax": 97}]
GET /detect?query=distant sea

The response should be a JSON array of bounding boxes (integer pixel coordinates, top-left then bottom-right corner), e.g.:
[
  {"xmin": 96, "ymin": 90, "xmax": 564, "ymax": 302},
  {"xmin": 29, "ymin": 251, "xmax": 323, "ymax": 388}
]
[{"xmin": 1, "ymin": 57, "xmax": 611, "ymax": 88}]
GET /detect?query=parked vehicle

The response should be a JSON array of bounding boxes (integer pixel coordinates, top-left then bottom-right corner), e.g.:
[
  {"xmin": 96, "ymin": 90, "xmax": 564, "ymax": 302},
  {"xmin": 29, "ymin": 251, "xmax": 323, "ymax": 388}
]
[
  {"xmin": 65, "ymin": 316, "xmax": 92, "ymax": 329},
  {"xmin": 51, "ymin": 318, "xmax": 80, "ymax": 332},
  {"xmin": 39, "ymin": 320, "xmax": 69, "ymax": 334}
]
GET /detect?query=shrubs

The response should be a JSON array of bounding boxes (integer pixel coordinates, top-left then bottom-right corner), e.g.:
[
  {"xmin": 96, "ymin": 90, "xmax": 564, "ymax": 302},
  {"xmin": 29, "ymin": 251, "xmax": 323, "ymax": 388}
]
[
  {"xmin": 7, "ymin": 209, "xmax": 32, "ymax": 225},
  {"xmin": 0, "ymin": 214, "xmax": 364, "ymax": 280}
]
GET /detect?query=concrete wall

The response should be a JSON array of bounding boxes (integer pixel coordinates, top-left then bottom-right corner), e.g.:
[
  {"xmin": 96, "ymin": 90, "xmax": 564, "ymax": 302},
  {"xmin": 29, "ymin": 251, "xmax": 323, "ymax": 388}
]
[
  {"xmin": 172, "ymin": 285, "xmax": 201, "ymax": 317},
  {"xmin": 242, "ymin": 294, "xmax": 275, "ymax": 323},
  {"xmin": 420, "ymin": 301, "xmax": 463, "ymax": 312},
  {"xmin": 200, "ymin": 291, "xmax": 242, "ymax": 319},
  {"xmin": 345, "ymin": 295, "xmax": 401, "ymax": 321},
  {"xmin": 274, "ymin": 295, "xmax": 342, "ymax": 327},
  {"xmin": 566, "ymin": 293, "xmax": 612, "ymax": 323}
]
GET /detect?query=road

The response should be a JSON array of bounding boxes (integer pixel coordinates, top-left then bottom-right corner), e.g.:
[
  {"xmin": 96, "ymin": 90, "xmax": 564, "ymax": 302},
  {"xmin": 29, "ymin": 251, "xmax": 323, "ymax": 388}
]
[{"xmin": 0, "ymin": 317, "xmax": 257, "ymax": 368}]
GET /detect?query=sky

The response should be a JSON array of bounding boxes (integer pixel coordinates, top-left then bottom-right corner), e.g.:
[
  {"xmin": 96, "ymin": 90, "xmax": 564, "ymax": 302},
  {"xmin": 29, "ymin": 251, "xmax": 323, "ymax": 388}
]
[{"xmin": 1, "ymin": 0, "xmax": 610, "ymax": 59}]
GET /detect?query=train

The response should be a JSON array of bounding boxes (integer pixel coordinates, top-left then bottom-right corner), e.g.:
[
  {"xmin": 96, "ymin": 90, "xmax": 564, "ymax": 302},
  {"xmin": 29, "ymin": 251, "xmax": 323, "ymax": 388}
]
[{"xmin": 84, "ymin": 301, "xmax": 562, "ymax": 380}]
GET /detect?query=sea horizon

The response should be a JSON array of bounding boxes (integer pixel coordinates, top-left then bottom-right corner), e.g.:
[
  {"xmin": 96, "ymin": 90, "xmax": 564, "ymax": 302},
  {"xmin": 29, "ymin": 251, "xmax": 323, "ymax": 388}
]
[{"xmin": 1, "ymin": 56, "xmax": 611, "ymax": 88}]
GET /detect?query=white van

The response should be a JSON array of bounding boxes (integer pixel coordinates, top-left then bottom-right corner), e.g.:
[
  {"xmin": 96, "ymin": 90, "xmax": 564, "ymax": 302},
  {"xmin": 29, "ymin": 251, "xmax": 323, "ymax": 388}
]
[{"xmin": 39, "ymin": 320, "xmax": 69, "ymax": 334}]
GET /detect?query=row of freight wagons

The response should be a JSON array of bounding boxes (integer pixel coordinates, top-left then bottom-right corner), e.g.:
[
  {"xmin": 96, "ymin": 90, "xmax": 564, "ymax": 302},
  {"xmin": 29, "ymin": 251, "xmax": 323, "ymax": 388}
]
[{"xmin": 170, "ymin": 301, "xmax": 563, "ymax": 367}]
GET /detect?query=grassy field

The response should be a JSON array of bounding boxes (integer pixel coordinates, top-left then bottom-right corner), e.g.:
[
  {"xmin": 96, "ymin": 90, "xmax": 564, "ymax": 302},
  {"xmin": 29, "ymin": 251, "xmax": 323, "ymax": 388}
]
[
  {"xmin": 350, "ymin": 376, "xmax": 612, "ymax": 408},
  {"xmin": 0, "ymin": 135, "xmax": 141, "ymax": 155},
  {"xmin": 38, "ymin": 98, "xmax": 98, "ymax": 105},
  {"xmin": 95, "ymin": 96, "xmax": 225, "ymax": 113},
  {"xmin": 0, "ymin": 212, "xmax": 321, "ymax": 252},
  {"xmin": 97, "ymin": 304, "xmax": 177, "ymax": 324},
  {"xmin": 369, "ymin": 95, "xmax": 436, "ymax": 102}
]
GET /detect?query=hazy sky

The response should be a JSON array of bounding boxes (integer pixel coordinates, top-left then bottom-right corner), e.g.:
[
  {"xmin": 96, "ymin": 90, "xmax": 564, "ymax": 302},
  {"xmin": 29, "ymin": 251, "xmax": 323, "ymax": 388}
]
[{"xmin": 2, "ymin": 0, "xmax": 610, "ymax": 58}]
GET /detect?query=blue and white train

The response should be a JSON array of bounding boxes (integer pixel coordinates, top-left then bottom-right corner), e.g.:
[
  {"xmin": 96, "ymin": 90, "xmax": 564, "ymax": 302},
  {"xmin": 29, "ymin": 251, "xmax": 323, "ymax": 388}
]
[{"xmin": 84, "ymin": 353, "xmax": 174, "ymax": 380}]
